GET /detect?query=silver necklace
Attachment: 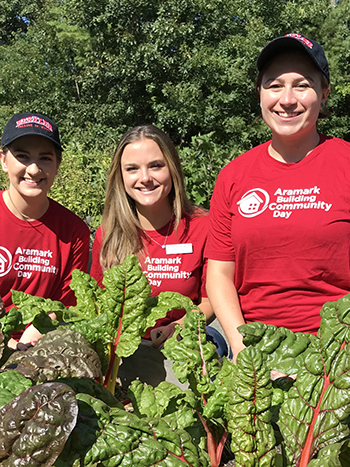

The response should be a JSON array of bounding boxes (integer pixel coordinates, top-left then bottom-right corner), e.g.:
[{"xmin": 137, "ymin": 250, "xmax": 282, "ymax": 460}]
[
  {"xmin": 143, "ymin": 217, "xmax": 173, "ymax": 249},
  {"xmin": 7, "ymin": 190, "xmax": 32, "ymax": 221}
]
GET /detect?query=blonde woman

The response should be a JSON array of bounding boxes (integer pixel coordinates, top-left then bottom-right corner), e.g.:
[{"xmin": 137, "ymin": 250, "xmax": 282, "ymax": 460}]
[{"xmin": 90, "ymin": 124, "xmax": 227, "ymax": 354}]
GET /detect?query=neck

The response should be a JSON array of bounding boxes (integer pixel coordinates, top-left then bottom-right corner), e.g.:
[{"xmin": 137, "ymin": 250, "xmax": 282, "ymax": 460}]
[
  {"xmin": 269, "ymin": 130, "xmax": 320, "ymax": 163},
  {"xmin": 137, "ymin": 203, "xmax": 173, "ymax": 231},
  {"xmin": 4, "ymin": 189, "xmax": 49, "ymax": 221}
]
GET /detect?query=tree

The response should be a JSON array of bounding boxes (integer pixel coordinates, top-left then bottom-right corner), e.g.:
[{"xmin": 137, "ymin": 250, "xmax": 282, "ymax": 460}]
[{"xmin": 0, "ymin": 0, "xmax": 349, "ymax": 155}]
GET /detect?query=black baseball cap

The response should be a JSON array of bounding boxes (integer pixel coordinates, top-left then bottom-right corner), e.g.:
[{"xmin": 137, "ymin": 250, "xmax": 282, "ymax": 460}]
[
  {"xmin": 1, "ymin": 112, "xmax": 63, "ymax": 150},
  {"xmin": 257, "ymin": 33, "xmax": 330, "ymax": 83}
]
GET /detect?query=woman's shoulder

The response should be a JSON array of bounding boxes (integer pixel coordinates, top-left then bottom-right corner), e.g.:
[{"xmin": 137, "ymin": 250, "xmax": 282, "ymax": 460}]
[
  {"xmin": 186, "ymin": 208, "xmax": 209, "ymax": 222},
  {"xmin": 46, "ymin": 198, "xmax": 90, "ymax": 234},
  {"xmin": 319, "ymin": 135, "xmax": 350, "ymax": 163},
  {"xmin": 219, "ymin": 141, "xmax": 271, "ymax": 176},
  {"xmin": 322, "ymin": 134, "xmax": 350, "ymax": 149},
  {"xmin": 181, "ymin": 210, "xmax": 209, "ymax": 232},
  {"xmin": 93, "ymin": 225, "xmax": 103, "ymax": 243}
]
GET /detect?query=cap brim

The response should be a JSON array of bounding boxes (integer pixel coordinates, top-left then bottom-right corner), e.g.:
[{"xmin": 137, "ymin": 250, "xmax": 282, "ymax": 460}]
[{"xmin": 2, "ymin": 132, "xmax": 63, "ymax": 151}]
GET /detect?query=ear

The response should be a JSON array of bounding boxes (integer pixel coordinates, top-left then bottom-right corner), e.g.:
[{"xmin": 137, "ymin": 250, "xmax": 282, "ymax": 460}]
[
  {"xmin": 321, "ymin": 85, "xmax": 331, "ymax": 105},
  {"xmin": 0, "ymin": 149, "xmax": 8, "ymax": 173}
]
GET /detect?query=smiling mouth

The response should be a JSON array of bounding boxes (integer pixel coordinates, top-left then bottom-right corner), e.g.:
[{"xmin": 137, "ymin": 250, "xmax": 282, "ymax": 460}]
[
  {"xmin": 22, "ymin": 178, "xmax": 44, "ymax": 185},
  {"xmin": 276, "ymin": 111, "xmax": 301, "ymax": 117},
  {"xmin": 138, "ymin": 187, "xmax": 158, "ymax": 192}
]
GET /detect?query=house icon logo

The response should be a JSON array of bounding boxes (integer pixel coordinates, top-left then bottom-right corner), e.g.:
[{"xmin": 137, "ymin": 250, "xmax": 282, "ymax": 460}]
[
  {"xmin": 237, "ymin": 188, "xmax": 270, "ymax": 218},
  {"xmin": 0, "ymin": 247, "xmax": 12, "ymax": 277}
]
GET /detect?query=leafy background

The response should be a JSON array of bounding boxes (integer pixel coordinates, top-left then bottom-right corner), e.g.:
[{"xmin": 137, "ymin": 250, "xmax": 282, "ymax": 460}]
[{"xmin": 0, "ymin": 0, "xmax": 349, "ymax": 229}]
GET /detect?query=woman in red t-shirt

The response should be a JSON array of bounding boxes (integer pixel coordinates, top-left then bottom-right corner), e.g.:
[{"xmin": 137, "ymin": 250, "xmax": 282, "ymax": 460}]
[
  {"xmin": 206, "ymin": 34, "xmax": 343, "ymax": 362},
  {"xmin": 90, "ymin": 124, "xmax": 226, "ymax": 355}
]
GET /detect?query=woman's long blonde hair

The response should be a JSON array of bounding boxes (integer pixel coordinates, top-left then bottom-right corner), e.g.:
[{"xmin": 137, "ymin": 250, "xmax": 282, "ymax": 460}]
[{"xmin": 100, "ymin": 125, "xmax": 197, "ymax": 270}]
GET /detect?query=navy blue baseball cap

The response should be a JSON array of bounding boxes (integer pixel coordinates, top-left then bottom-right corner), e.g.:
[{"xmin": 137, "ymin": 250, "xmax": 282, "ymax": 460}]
[
  {"xmin": 1, "ymin": 112, "xmax": 63, "ymax": 150},
  {"xmin": 257, "ymin": 33, "xmax": 330, "ymax": 83}
]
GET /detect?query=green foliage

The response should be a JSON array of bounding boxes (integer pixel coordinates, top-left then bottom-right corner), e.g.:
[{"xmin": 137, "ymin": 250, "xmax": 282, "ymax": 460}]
[
  {"xmin": 0, "ymin": 382, "xmax": 78, "ymax": 466},
  {"xmin": 10, "ymin": 255, "xmax": 201, "ymax": 393},
  {"xmin": 2, "ymin": 257, "xmax": 350, "ymax": 465},
  {"xmin": 49, "ymin": 141, "xmax": 111, "ymax": 229},
  {"xmin": 0, "ymin": 0, "xmax": 349, "ymax": 222},
  {"xmin": 4, "ymin": 328, "xmax": 103, "ymax": 382},
  {"xmin": 0, "ymin": 0, "xmax": 349, "ymax": 148},
  {"xmin": 0, "ymin": 371, "xmax": 32, "ymax": 408},
  {"xmin": 179, "ymin": 133, "xmax": 233, "ymax": 208}
]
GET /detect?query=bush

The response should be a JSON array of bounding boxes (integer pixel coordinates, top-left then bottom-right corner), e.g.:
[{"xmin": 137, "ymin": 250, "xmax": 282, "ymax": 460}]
[{"xmin": 49, "ymin": 141, "xmax": 112, "ymax": 233}]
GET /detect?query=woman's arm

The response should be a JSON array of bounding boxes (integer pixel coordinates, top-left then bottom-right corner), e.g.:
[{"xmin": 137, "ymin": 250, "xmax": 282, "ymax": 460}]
[
  {"xmin": 206, "ymin": 259, "xmax": 245, "ymax": 362},
  {"xmin": 197, "ymin": 296, "xmax": 215, "ymax": 324}
]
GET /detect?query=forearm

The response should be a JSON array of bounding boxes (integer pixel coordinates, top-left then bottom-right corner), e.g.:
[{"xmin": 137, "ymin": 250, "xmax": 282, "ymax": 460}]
[
  {"xmin": 172, "ymin": 297, "xmax": 214, "ymax": 327},
  {"xmin": 206, "ymin": 260, "xmax": 245, "ymax": 361},
  {"xmin": 198, "ymin": 297, "xmax": 215, "ymax": 324}
]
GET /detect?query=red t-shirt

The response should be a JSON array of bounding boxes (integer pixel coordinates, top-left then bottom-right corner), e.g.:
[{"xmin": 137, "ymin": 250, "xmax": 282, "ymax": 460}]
[
  {"xmin": 205, "ymin": 135, "xmax": 350, "ymax": 334},
  {"xmin": 0, "ymin": 192, "xmax": 90, "ymax": 312},
  {"xmin": 90, "ymin": 215, "xmax": 209, "ymax": 338}
]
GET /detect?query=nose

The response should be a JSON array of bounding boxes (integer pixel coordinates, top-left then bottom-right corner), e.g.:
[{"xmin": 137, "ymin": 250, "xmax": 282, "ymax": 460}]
[
  {"xmin": 279, "ymin": 85, "xmax": 297, "ymax": 106},
  {"xmin": 140, "ymin": 168, "xmax": 152, "ymax": 183},
  {"xmin": 26, "ymin": 161, "xmax": 42, "ymax": 175}
]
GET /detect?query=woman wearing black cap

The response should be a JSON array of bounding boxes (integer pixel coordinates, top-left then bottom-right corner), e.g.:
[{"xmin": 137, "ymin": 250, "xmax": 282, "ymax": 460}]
[
  {"xmin": 0, "ymin": 112, "xmax": 90, "ymax": 349},
  {"xmin": 205, "ymin": 33, "xmax": 350, "ymax": 361}
]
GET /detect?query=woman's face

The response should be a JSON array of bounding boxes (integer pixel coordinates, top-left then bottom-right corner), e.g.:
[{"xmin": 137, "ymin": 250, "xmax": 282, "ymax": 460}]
[
  {"xmin": 121, "ymin": 137, "xmax": 173, "ymax": 213},
  {"xmin": 0, "ymin": 135, "xmax": 59, "ymax": 201},
  {"xmin": 259, "ymin": 52, "xmax": 330, "ymax": 141}
]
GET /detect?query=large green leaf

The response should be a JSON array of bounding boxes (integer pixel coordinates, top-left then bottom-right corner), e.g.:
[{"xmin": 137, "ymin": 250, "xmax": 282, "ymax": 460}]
[
  {"xmin": 239, "ymin": 321, "xmax": 314, "ymax": 375},
  {"xmin": 57, "ymin": 393, "xmax": 209, "ymax": 466},
  {"xmin": 307, "ymin": 440, "xmax": 350, "ymax": 466},
  {"xmin": 11, "ymin": 290, "xmax": 66, "ymax": 324},
  {"xmin": 65, "ymin": 269, "xmax": 103, "ymax": 321},
  {"xmin": 203, "ymin": 357, "xmax": 236, "ymax": 420},
  {"xmin": 319, "ymin": 293, "xmax": 350, "ymax": 346},
  {"xmin": 0, "ymin": 370, "xmax": 32, "ymax": 408},
  {"xmin": 162, "ymin": 309, "xmax": 221, "ymax": 396},
  {"xmin": 0, "ymin": 306, "xmax": 24, "ymax": 339},
  {"xmin": 226, "ymin": 346, "xmax": 276, "ymax": 467},
  {"xmin": 3, "ymin": 328, "xmax": 103, "ymax": 382},
  {"xmin": 0, "ymin": 382, "xmax": 78, "ymax": 466},
  {"xmin": 278, "ymin": 338, "xmax": 350, "ymax": 466}
]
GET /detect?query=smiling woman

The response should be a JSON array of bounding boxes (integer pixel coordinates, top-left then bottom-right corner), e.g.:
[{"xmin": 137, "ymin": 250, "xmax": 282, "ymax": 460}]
[
  {"xmin": 121, "ymin": 137, "xmax": 173, "ymax": 227},
  {"xmin": 1, "ymin": 135, "xmax": 59, "ymax": 220},
  {"xmin": 90, "ymin": 124, "xmax": 227, "ymax": 360},
  {"xmin": 205, "ymin": 33, "xmax": 350, "ymax": 363},
  {"xmin": 258, "ymin": 51, "xmax": 330, "ymax": 163},
  {"xmin": 0, "ymin": 112, "xmax": 90, "ymax": 349}
]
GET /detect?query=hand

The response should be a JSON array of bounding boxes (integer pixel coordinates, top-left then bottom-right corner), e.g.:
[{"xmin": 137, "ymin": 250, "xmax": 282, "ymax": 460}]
[
  {"xmin": 150, "ymin": 322, "xmax": 180, "ymax": 349},
  {"xmin": 270, "ymin": 370, "xmax": 297, "ymax": 381},
  {"xmin": 230, "ymin": 342, "xmax": 246, "ymax": 364},
  {"xmin": 18, "ymin": 324, "xmax": 43, "ymax": 347}
]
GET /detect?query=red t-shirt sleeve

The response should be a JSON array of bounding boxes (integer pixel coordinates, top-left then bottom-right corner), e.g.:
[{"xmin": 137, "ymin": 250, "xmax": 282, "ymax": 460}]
[
  {"xmin": 54, "ymin": 222, "xmax": 90, "ymax": 307},
  {"xmin": 205, "ymin": 168, "xmax": 236, "ymax": 262},
  {"xmin": 200, "ymin": 257, "xmax": 208, "ymax": 298},
  {"xmin": 90, "ymin": 227, "xmax": 104, "ymax": 287}
]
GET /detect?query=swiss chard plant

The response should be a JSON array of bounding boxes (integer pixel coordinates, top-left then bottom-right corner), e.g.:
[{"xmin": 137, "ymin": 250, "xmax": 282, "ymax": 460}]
[{"xmin": 0, "ymin": 254, "xmax": 350, "ymax": 466}]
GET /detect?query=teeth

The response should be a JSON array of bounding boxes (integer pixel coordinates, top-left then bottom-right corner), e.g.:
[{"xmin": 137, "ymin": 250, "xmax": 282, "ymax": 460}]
[{"xmin": 277, "ymin": 112, "xmax": 300, "ymax": 117}]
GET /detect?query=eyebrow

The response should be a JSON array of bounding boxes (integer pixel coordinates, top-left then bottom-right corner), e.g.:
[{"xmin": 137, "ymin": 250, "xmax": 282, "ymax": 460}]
[
  {"xmin": 123, "ymin": 159, "xmax": 165, "ymax": 166},
  {"xmin": 263, "ymin": 75, "xmax": 316, "ymax": 85},
  {"xmin": 12, "ymin": 148, "xmax": 55, "ymax": 156}
]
